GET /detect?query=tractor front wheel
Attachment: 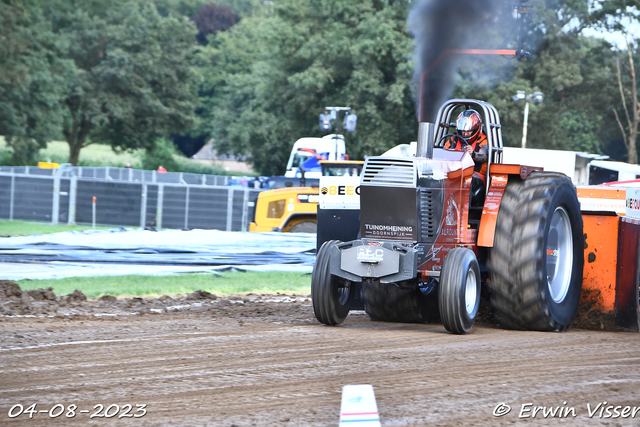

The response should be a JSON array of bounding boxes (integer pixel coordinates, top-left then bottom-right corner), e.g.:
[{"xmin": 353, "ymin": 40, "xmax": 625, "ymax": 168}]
[
  {"xmin": 438, "ymin": 247, "xmax": 481, "ymax": 334},
  {"xmin": 311, "ymin": 240, "xmax": 354, "ymax": 325}
]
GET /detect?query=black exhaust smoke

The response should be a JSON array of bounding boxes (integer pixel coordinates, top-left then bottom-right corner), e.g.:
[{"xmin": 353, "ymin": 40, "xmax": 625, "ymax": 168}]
[{"xmin": 408, "ymin": 0, "xmax": 506, "ymax": 123}]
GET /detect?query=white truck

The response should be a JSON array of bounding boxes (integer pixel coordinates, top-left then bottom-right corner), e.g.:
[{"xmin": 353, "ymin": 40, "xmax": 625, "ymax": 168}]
[
  {"xmin": 284, "ymin": 134, "xmax": 348, "ymax": 178},
  {"xmin": 284, "ymin": 106, "xmax": 357, "ymax": 178}
]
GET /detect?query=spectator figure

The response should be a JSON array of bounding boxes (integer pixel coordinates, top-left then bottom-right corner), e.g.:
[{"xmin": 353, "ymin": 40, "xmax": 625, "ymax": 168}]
[
  {"xmin": 126, "ymin": 162, "xmax": 132, "ymax": 169},
  {"xmin": 157, "ymin": 165, "xmax": 167, "ymax": 173}
]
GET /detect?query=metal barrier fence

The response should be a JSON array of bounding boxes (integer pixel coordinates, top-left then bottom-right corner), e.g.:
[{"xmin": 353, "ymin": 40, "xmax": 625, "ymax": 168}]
[
  {"xmin": 0, "ymin": 165, "xmax": 233, "ymax": 186},
  {"xmin": 0, "ymin": 166, "xmax": 261, "ymax": 231}
]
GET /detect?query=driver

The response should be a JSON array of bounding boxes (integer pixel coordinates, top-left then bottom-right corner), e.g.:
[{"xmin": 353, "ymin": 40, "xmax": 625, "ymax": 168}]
[{"xmin": 444, "ymin": 109, "xmax": 488, "ymax": 203}]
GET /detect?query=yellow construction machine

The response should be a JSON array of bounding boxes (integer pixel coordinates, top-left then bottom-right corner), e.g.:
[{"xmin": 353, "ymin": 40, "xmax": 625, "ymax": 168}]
[{"xmin": 249, "ymin": 160, "xmax": 363, "ymax": 233}]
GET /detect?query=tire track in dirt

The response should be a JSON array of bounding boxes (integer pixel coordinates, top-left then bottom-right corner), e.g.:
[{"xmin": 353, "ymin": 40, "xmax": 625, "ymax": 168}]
[
  {"xmin": 2, "ymin": 308, "xmax": 640, "ymax": 426},
  {"xmin": 1, "ymin": 279, "xmax": 638, "ymax": 426}
]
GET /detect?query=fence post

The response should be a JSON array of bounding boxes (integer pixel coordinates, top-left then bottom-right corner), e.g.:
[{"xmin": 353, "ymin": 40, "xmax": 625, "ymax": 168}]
[
  {"xmin": 68, "ymin": 175, "xmax": 77, "ymax": 225},
  {"xmin": 241, "ymin": 188, "xmax": 250, "ymax": 232},
  {"xmin": 92, "ymin": 196, "xmax": 96, "ymax": 229},
  {"xmin": 51, "ymin": 164, "xmax": 72, "ymax": 225},
  {"xmin": 140, "ymin": 183, "xmax": 147, "ymax": 228},
  {"xmin": 226, "ymin": 187, "xmax": 234, "ymax": 231},
  {"xmin": 52, "ymin": 171, "xmax": 61, "ymax": 226},
  {"xmin": 184, "ymin": 186, "xmax": 190, "ymax": 230},
  {"xmin": 9, "ymin": 172, "xmax": 15, "ymax": 221},
  {"xmin": 156, "ymin": 183, "xmax": 163, "ymax": 229}
]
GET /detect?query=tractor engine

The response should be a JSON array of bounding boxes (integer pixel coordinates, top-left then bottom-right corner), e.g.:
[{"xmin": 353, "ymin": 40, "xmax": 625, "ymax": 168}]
[{"xmin": 332, "ymin": 153, "xmax": 475, "ymax": 286}]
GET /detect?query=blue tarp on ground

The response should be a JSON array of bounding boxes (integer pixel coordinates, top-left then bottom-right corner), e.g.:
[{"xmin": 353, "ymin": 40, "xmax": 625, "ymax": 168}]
[{"xmin": 0, "ymin": 229, "xmax": 316, "ymax": 280}]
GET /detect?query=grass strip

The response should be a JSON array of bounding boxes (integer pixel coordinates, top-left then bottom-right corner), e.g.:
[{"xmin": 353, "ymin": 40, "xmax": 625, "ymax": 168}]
[
  {"xmin": 0, "ymin": 220, "xmax": 113, "ymax": 237},
  {"xmin": 17, "ymin": 271, "xmax": 312, "ymax": 299}
]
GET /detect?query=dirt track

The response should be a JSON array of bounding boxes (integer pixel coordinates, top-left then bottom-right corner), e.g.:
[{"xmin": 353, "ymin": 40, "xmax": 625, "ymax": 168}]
[{"xmin": 1, "ymin": 284, "xmax": 640, "ymax": 426}]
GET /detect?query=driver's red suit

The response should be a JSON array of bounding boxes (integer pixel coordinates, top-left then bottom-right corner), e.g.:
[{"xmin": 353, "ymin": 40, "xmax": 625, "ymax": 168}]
[{"xmin": 444, "ymin": 133, "xmax": 488, "ymax": 183}]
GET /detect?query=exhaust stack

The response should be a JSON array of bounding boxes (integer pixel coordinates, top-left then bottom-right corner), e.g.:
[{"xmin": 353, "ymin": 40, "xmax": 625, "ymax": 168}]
[{"xmin": 416, "ymin": 122, "xmax": 434, "ymax": 159}]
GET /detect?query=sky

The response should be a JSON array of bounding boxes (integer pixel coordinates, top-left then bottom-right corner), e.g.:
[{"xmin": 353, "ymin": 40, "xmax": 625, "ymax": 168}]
[
  {"xmin": 582, "ymin": 24, "xmax": 640, "ymax": 49},
  {"xmin": 581, "ymin": 2, "xmax": 639, "ymax": 49}
]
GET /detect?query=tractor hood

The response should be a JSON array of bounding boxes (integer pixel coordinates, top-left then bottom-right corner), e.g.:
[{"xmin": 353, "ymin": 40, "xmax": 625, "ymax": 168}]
[
  {"xmin": 358, "ymin": 152, "xmax": 474, "ymax": 243},
  {"xmin": 360, "ymin": 152, "xmax": 474, "ymax": 189}
]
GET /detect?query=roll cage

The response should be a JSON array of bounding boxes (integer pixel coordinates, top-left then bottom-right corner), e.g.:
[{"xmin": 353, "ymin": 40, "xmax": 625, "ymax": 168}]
[{"xmin": 432, "ymin": 99, "xmax": 504, "ymax": 193}]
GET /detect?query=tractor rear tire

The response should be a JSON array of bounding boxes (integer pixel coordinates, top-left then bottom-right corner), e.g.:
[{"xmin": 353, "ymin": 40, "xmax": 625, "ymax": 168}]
[
  {"xmin": 438, "ymin": 247, "xmax": 481, "ymax": 334},
  {"xmin": 311, "ymin": 240, "xmax": 354, "ymax": 325},
  {"xmin": 290, "ymin": 221, "xmax": 317, "ymax": 233},
  {"xmin": 488, "ymin": 172, "xmax": 584, "ymax": 331},
  {"xmin": 362, "ymin": 282, "xmax": 439, "ymax": 323}
]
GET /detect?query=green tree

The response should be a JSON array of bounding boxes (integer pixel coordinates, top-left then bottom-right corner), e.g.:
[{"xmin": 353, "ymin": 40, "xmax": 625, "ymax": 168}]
[
  {"xmin": 171, "ymin": 1, "xmax": 246, "ymax": 157},
  {"xmin": 210, "ymin": 0, "xmax": 416, "ymax": 176},
  {"xmin": 587, "ymin": 0, "xmax": 639, "ymax": 163},
  {"xmin": 611, "ymin": 41, "xmax": 639, "ymax": 163},
  {"xmin": 0, "ymin": 0, "xmax": 72, "ymax": 164},
  {"xmin": 187, "ymin": 10, "xmax": 265, "ymax": 156},
  {"xmin": 140, "ymin": 138, "xmax": 180, "ymax": 171},
  {"xmin": 455, "ymin": 0, "xmax": 618, "ymax": 155},
  {"xmin": 154, "ymin": 0, "xmax": 264, "ymax": 17},
  {"xmin": 43, "ymin": 0, "xmax": 199, "ymax": 165}
]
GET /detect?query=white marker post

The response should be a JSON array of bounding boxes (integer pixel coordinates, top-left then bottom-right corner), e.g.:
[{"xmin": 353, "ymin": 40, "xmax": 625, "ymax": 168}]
[
  {"xmin": 339, "ymin": 385, "xmax": 381, "ymax": 427},
  {"xmin": 92, "ymin": 196, "xmax": 96, "ymax": 229}
]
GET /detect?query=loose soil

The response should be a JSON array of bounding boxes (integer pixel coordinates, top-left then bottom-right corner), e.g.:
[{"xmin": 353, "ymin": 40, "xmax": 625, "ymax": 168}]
[{"xmin": 1, "ymin": 281, "xmax": 639, "ymax": 426}]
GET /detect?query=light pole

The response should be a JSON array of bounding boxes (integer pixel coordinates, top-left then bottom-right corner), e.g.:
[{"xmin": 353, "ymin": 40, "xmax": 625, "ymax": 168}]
[{"xmin": 512, "ymin": 91, "xmax": 543, "ymax": 149}]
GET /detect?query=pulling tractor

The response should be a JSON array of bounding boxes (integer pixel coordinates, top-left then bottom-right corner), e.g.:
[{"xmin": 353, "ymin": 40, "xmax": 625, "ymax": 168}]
[{"xmin": 311, "ymin": 99, "xmax": 585, "ymax": 334}]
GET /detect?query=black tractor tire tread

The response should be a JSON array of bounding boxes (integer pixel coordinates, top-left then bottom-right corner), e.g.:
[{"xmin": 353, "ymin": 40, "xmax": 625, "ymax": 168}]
[
  {"xmin": 311, "ymin": 240, "xmax": 352, "ymax": 325},
  {"xmin": 439, "ymin": 248, "xmax": 464, "ymax": 333},
  {"xmin": 311, "ymin": 240, "xmax": 331, "ymax": 324},
  {"xmin": 486, "ymin": 178, "xmax": 525, "ymax": 329},
  {"xmin": 438, "ymin": 247, "xmax": 481, "ymax": 334},
  {"xmin": 488, "ymin": 172, "xmax": 582, "ymax": 332}
]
